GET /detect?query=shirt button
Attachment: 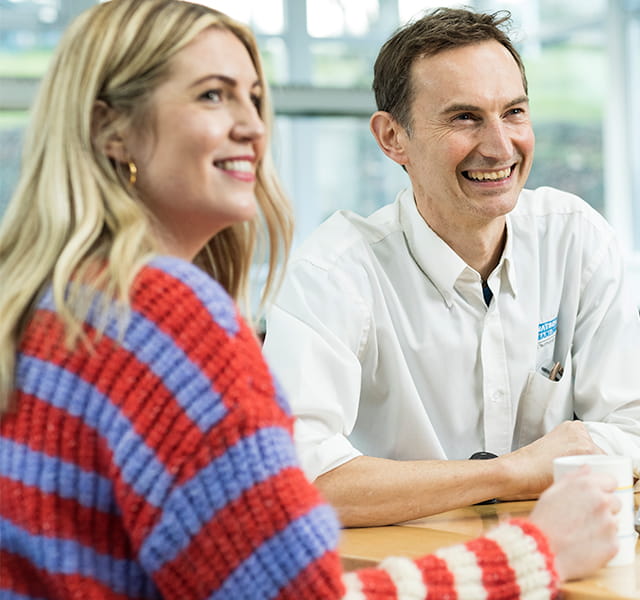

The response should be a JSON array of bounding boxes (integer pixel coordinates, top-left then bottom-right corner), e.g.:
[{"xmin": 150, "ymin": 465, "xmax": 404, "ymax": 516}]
[{"xmin": 491, "ymin": 390, "xmax": 503, "ymax": 402}]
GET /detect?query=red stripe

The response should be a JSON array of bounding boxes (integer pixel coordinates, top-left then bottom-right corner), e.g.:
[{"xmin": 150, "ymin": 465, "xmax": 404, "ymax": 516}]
[
  {"xmin": 414, "ymin": 553, "xmax": 457, "ymax": 598},
  {"xmin": 153, "ymin": 467, "xmax": 324, "ymax": 599},
  {"xmin": 0, "ymin": 476, "xmax": 132, "ymax": 559},
  {"xmin": 465, "ymin": 536, "xmax": 519, "ymax": 600},
  {"xmin": 355, "ymin": 567, "xmax": 398, "ymax": 598},
  {"xmin": 275, "ymin": 550, "xmax": 344, "ymax": 599},
  {"xmin": 0, "ymin": 550, "xmax": 144, "ymax": 600},
  {"xmin": 0, "ymin": 392, "xmax": 111, "ymax": 478}
]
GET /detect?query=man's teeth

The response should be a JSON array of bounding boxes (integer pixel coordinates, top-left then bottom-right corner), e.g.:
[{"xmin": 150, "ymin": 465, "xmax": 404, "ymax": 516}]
[
  {"xmin": 466, "ymin": 167, "xmax": 512, "ymax": 181},
  {"xmin": 215, "ymin": 159, "xmax": 253, "ymax": 173}
]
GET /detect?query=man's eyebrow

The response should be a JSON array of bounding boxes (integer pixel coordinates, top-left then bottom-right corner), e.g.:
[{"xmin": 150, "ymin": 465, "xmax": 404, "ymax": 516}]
[
  {"xmin": 505, "ymin": 95, "xmax": 529, "ymax": 108},
  {"xmin": 441, "ymin": 95, "xmax": 530, "ymax": 114},
  {"xmin": 190, "ymin": 74, "xmax": 262, "ymax": 89}
]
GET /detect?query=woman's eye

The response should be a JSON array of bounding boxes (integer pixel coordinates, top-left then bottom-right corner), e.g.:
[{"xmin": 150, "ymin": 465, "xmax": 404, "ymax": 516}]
[
  {"xmin": 251, "ymin": 94, "xmax": 262, "ymax": 111},
  {"xmin": 202, "ymin": 89, "xmax": 223, "ymax": 103}
]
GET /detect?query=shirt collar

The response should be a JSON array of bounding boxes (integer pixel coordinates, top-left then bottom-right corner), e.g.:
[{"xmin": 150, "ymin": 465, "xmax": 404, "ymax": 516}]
[{"xmin": 398, "ymin": 188, "xmax": 518, "ymax": 306}]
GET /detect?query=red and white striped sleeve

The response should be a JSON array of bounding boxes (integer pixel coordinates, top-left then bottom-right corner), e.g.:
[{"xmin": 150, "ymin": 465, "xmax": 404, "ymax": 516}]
[{"xmin": 340, "ymin": 519, "xmax": 559, "ymax": 600}]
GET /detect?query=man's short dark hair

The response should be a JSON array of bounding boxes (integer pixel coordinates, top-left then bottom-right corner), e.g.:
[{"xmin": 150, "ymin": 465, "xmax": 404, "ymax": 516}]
[{"xmin": 373, "ymin": 7, "xmax": 528, "ymax": 134}]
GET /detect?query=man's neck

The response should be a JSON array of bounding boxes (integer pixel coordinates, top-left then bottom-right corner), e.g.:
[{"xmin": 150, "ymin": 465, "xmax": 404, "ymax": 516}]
[{"xmin": 417, "ymin": 205, "xmax": 507, "ymax": 281}]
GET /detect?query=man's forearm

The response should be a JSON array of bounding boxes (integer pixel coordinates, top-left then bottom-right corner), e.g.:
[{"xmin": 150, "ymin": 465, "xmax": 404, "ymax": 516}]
[{"xmin": 315, "ymin": 455, "xmax": 520, "ymax": 527}]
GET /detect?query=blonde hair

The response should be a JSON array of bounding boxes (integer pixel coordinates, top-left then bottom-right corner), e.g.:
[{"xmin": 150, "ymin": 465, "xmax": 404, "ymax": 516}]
[{"xmin": 0, "ymin": 0, "xmax": 293, "ymax": 411}]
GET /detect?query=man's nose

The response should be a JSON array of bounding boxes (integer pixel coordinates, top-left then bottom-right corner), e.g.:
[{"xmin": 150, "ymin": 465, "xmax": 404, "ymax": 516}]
[{"xmin": 477, "ymin": 119, "xmax": 513, "ymax": 161}]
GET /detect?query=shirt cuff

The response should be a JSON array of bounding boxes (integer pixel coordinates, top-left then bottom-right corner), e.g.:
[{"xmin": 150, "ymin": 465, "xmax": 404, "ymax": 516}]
[{"xmin": 295, "ymin": 425, "xmax": 362, "ymax": 482}]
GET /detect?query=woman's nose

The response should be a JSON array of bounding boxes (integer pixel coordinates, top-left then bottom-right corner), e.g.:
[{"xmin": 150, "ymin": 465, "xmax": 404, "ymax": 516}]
[{"xmin": 232, "ymin": 100, "xmax": 265, "ymax": 142}]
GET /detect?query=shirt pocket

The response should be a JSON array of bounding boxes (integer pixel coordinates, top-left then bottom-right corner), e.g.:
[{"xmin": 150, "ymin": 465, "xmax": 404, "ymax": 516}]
[{"xmin": 513, "ymin": 348, "xmax": 573, "ymax": 448}]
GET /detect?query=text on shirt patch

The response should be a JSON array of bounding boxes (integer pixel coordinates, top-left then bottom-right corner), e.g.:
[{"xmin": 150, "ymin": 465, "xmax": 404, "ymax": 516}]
[{"xmin": 538, "ymin": 317, "xmax": 557, "ymax": 347}]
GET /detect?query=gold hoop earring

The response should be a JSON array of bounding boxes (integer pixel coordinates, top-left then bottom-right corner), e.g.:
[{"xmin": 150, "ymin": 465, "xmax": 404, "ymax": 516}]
[{"xmin": 128, "ymin": 161, "xmax": 137, "ymax": 186}]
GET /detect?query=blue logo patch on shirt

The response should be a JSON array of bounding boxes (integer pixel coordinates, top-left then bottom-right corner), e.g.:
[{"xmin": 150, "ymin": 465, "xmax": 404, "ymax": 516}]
[{"xmin": 538, "ymin": 317, "xmax": 558, "ymax": 343}]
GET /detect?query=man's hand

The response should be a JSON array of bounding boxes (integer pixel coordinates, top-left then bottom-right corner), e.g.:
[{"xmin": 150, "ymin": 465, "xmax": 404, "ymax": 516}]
[
  {"xmin": 529, "ymin": 466, "xmax": 620, "ymax": 581},
  {"xmin": 498, "ymin": 421, "xmax": 604, "ymax": 500}
]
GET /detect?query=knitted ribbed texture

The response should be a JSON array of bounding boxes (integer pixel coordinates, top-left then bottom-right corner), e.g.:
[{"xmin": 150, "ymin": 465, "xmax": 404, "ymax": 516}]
[{"xmin": 0, "ymin": 256, "xmax": 559, "ymax": 600}]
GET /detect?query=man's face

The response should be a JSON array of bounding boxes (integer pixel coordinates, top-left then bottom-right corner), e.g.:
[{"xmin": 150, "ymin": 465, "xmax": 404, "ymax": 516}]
[{"xmin": 401, "ymin": 40, "xmax": 535, "ymax": 231}]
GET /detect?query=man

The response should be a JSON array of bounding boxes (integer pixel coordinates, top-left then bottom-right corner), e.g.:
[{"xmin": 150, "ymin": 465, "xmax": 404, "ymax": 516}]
[{"xmin": 263, "ymin": 7, "xmax": 640, "ymax": 526}]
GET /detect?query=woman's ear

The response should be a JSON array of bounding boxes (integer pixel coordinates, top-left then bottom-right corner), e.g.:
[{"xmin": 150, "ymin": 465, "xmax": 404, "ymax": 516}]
[
  {"xmin": 91, "ymin": 100, "xmax": 128, "ymax": 163},
  {"xmin": 369, "ymin": 110, "xmax": 409, "ymax": 167}
]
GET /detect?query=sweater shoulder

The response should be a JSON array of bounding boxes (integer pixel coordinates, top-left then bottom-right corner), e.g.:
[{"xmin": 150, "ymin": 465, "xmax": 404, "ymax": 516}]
[{"xmin": 134, "ymin": 256, "xmax": 240, "ymax": 338}]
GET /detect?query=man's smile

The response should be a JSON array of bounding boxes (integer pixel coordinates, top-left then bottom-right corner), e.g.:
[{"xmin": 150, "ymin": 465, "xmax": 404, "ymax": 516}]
[{"xmin": 462, "ymin": 164, "xmax": 515, "ymax": 182}]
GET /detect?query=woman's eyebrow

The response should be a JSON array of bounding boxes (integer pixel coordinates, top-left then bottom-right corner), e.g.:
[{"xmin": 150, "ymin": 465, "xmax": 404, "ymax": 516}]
[{"xmin": 190, "ymin": 74, "xmax": 262, "ymax": 90}]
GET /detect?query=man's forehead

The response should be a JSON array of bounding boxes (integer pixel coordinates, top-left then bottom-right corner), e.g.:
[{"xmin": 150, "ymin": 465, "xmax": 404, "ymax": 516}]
[{"xmin": 408, "ymin": 41, "xmax": 526, "ymax": 102}]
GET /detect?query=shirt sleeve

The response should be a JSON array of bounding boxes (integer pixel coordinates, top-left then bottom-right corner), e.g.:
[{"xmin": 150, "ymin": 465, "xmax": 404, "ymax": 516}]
[
  {"xmin": 570, "ymin": 227, "xmax": 640, "ymax": 474},
  {"xmin": 263, "ymin": 257, "xmax": 370, "ymax": 481}
]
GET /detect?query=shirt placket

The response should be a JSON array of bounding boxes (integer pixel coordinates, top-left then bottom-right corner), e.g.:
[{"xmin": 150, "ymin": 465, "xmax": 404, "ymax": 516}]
[{"xmin": 481, "ymin": 293, "xmax": 513, "ymax": 455}]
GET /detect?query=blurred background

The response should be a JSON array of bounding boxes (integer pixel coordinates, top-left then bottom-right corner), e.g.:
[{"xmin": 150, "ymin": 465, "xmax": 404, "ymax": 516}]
[{"xmin": 1, "ymin": 0, "xmax": 639, "ymax": 302}]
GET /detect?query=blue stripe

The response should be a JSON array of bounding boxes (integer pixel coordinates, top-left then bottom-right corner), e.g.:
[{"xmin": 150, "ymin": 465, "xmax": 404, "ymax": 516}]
[
  {"xmin": 39, "ymin": 284, "xmax": 228, "ymax": 434},
  {"xmin": 140, "ymin": 426, "xmax": 298, "ymax": 573},
  {"xmin": 16, "ymin": 356, "xmax": 174, "ymax": 508},
  {"xmin": 210, "ymin": 504, "xmax": 340, "ymax": 600},
  {"xmin": 0, "ymin": 439, "xmax": 116, "ymax": 514},
  {"xmin": 0, "ymin": 518, "xmax": 160, "ymax": 599},
  {"xmin": 148, "ymin": 256, "xmax": 240, "ymax": 337},
  {"xmin": 0, "ymin": 590, "xmax": 48, "ymax": 600}
]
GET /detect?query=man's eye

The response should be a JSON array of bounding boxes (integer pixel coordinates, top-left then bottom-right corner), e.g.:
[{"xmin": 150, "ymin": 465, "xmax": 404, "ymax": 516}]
[
  {"xmin": 509, "ymin": 107, "xmax": 524, "ymax": 115},
  {"xmin": 202, "ymin": 89, "xmax": 223, "ymax": 102},
  {"xmin": 454, "ymin": 113, "xmax": 475, "ymax": 122}
]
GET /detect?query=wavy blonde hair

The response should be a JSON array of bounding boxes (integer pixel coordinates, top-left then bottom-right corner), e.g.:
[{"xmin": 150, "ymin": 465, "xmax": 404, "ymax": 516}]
[{"xmin": 0, "ymin": 0, "xmax": 293, "ymax": 412}]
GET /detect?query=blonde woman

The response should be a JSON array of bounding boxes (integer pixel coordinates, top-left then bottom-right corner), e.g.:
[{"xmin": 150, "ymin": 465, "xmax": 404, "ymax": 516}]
[{"xmin": 0, "ymin": 1, "xmax": 620, "ymax": 599}]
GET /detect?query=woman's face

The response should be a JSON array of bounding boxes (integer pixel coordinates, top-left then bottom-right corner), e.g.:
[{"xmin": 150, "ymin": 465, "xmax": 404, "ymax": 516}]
[{"xmin": 127, "ymin": 27, "xmax": 265, "ymax": 259}]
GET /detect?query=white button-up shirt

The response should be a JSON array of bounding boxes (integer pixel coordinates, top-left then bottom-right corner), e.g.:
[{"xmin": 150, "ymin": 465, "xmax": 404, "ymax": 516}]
[{"xmin": 264, "ymin": 187, "xmax": 640, "ymax": 481}]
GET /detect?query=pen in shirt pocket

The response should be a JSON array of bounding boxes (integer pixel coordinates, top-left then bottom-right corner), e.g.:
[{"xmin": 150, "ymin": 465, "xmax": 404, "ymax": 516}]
[{"xmin": 541, "ymin": 361, "xmax": 564, "ymax": 381}]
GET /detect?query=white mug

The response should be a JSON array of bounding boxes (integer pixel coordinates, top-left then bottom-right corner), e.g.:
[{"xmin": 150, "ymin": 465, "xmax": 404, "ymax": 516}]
[{"xmin": 553, "ymin": 454, "xmax": 636, "ymax": 567}]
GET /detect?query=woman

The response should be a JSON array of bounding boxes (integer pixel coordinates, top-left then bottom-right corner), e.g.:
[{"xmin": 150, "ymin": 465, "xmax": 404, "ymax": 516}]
[{"xmin": 0, "ymin": 1, "xmax": 620, "ymax": 599}]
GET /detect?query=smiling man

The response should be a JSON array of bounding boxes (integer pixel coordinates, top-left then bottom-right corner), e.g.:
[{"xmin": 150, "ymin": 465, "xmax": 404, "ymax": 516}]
[{"xmin": 263, "ymin": 7, "xmax": 640, "ymax": 526}]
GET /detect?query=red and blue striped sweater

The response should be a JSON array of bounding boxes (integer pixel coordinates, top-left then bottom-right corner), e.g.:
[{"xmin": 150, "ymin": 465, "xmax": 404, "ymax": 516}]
[{"xmin": 0, "ymin": 256, "xmax": 558, "ymax": 599}]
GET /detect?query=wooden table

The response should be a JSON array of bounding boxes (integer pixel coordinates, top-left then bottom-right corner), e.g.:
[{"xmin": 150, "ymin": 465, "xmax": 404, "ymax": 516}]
[{"xmin": 339, "ymin": 495, "xmax": 640, "ymax": 599}]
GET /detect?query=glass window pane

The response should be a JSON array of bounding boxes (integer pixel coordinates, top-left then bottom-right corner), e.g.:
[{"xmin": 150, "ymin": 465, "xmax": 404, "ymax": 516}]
[
  {"xmin": 0, "ymin": 0, "xmax": 67, "ymax": 78},
  {"xmin": 309, "ymin": 41, "xmax": 376, "ymax": 87},
  {"xmin": 398, "ymin": 0, "xmax": 464, "ymax": 22},
  {"xmin": 0, "ymin": 112, "xmax": 27, "ymax": 218},
  {"xmin": 306, "ymin": 0, "xmax": 379, "ymax": 38},
  {"xmin": 524, "ymin": 22, "xmax": 606, "ymax": 213},
  {"xmin": 259, "ymin": 37, "xmax": 288, "ymax": 85},
  {"xmin": 274, "ymin": 116, "xmax": 409, "ymax": 246},
  {"xmin": 628, "ymin": 3, "xmax": 640, "ymax": 251},
  {"xmin": 194, "ymin": 0, "xmax": 284, "ymax": 34}
]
